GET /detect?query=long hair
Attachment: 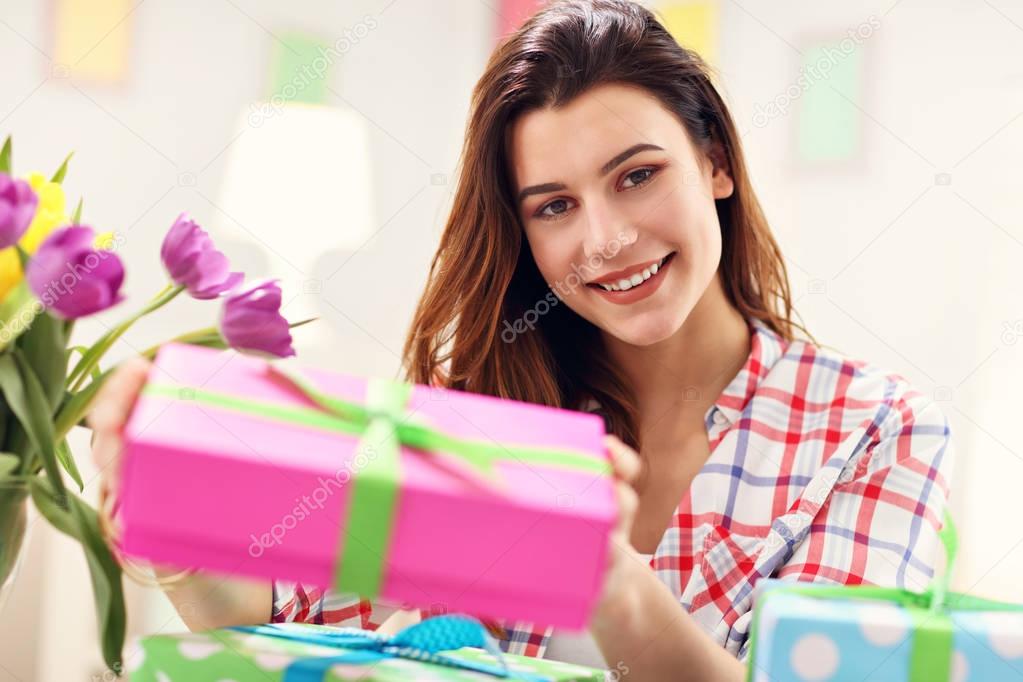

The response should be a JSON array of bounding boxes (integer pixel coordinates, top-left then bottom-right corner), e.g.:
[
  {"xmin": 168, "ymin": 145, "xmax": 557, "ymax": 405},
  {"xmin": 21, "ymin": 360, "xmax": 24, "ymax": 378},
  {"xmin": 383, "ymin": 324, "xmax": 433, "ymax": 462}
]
[{"xmin": 401, "ymin": 0, "xmax": 813, "ymax": 450}]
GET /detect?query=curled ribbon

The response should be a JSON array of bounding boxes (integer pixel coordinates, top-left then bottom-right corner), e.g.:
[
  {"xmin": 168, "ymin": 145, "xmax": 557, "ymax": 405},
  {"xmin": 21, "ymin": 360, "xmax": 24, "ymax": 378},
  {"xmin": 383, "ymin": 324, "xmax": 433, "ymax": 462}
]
[{"xmin": 230, "ymin": 614, "xmax": 555, "ymax": 681}]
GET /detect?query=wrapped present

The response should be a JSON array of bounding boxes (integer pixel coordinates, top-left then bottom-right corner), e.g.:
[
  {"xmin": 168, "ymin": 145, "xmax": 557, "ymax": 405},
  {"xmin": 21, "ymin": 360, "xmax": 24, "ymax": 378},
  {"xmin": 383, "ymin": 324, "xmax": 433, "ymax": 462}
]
[
  {"xmin": 746, "ymin": 513, "xmax": 1023, "ymax": 681},
  {"xmin": 119, "ymin": 343, "xmax": 614, "ymax": 629},
  {"xmin": 129, "ymin": 614, "xmax": 605, "ymax": 681}
]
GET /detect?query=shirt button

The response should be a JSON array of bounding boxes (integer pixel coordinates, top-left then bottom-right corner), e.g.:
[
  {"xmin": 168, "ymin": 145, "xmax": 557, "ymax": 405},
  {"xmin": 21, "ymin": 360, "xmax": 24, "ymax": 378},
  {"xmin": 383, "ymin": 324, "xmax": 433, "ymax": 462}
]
[{"xmin": 712, "ymin": 410, "xmax": 727, "ymax": 425}]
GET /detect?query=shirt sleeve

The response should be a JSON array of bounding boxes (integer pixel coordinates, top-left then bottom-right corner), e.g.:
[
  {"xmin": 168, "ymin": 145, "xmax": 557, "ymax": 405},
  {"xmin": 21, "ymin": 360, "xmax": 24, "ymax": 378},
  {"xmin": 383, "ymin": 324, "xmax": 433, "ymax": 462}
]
[
  {"xmin": 778, "ymin": 385, "xmax": 955, "ymax": 591},
  {"xmin": 414, "ymin": 605, "xmax": 554, "ymax": 659},
  {"xmin": 493, "ymin": 620, "xmax": 555, "ymax": 658},
  {"xmin": 271, "ymin": 580, "xmax": 374, "ymax": 628}
]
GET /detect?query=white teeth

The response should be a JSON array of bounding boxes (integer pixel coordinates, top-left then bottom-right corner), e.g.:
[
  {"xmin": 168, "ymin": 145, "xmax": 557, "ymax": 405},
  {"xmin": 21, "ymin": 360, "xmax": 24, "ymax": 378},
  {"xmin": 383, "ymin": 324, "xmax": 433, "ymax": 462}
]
[{"xmin": 596, "ymin": 255, "xmax": 669, "ymax": 293}]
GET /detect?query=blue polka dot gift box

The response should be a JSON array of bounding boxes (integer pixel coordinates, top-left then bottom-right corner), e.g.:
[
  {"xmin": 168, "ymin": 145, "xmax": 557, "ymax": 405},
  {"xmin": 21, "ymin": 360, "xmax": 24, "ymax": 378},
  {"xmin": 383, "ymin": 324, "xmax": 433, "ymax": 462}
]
[
  {"xmin": 128, "ymin": 614, "xmax": 606, "ymax": 682},
  {"xmin": 745, "ymin": 513, "xmax": 1023, "ymax": 682}
]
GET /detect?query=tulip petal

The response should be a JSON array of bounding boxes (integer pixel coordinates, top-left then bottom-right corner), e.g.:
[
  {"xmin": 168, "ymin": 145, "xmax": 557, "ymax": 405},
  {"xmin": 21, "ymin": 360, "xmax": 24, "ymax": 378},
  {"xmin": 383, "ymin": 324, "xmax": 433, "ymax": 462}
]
[
  {"xmin": 161, "ymin": 213, "xmax": 243, "ymax": 300},
  {"xmin": 26, "ymin": 225, "xmax": 125, "ymax": 319},
  {"xmin": 219, "ymin": 279, "xmax": 295, "ymax": 357}
]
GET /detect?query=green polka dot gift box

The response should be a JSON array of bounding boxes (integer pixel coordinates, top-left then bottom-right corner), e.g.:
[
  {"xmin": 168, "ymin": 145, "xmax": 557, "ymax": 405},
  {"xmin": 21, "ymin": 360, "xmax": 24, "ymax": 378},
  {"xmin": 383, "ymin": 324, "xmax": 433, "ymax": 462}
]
[
  {"xmin": 128, "ymin": 615, "xmax": 605, "ymax": 682},
  {"xmin": 745, "ymin": 514, "xmax": 1023, "ymax": 681}
]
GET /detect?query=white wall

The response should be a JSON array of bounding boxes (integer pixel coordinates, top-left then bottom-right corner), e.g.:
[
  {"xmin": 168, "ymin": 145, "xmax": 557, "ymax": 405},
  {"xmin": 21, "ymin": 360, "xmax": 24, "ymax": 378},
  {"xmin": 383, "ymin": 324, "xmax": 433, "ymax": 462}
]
[{"xmin": 0, "ymin": 0, "xmax": 1020, "ymax": 679}]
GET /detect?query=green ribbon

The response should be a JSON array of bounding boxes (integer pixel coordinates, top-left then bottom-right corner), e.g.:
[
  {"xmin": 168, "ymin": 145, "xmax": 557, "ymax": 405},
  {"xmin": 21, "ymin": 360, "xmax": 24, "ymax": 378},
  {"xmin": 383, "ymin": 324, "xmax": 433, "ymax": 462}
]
[
  {"xmin": 747, "ymin": 511, "xmax": 1023, "ymax": 681},
  {"xmin": 142, "ymin": 365, "xmax": 611, "ymax": 599}
]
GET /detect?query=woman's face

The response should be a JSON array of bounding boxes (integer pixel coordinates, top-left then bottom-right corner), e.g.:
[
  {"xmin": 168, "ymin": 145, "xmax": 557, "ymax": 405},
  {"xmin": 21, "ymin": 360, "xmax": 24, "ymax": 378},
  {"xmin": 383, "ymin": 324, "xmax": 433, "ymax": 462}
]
[{"xmin": 508, "ymin": 82, "xmax": 734, "ymax": 347}]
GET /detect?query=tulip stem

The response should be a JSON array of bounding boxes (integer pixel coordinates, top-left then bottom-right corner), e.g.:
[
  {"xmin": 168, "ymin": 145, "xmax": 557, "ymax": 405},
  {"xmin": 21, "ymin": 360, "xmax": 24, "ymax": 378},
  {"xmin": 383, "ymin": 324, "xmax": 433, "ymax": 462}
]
[
  {"xmin": 66, "ymin": 284, "xmax": 185, "ymax": 393},
  {"xmin": 138, "ymin": 326, "xmax": 221, "ymax": 360},
  {"xmin": 137, "ymin": 317, "xmax": 318, "ymax": 360}
]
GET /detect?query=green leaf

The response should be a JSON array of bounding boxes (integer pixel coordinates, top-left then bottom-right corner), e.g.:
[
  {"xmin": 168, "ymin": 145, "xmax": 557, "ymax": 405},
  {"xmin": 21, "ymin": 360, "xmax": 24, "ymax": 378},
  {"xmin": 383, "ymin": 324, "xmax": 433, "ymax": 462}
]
[
  {"xmin": 55, "ymin": 369, "xmax": 109, "ymax": 440},
  {"xmin": 2, "ymin": 417, "xmax": 27, "ymax": 464},
  {"xmin": 70, "ymin": 495, "xmax": 126, "ymax": 673},
  {"xmin": 289, "ymin": 316, "xmax": 317, "ymax": 330},
  {"xmin": 0, "ymin": 452, "xmax": 19, "ymax": 476},
  {"xmin": 19, "ymin": 306, "xmax": 67, "ymax": 411},
  {"xmin": 50, "ymin": 151, "xmax": 73, "ymax": 184},
  {"xmin": 0, "ymin": 411, "xmax": 9, "ymax": 455},
  {"xmin": 66, "ymin": 333, "xmax": 110, "ymax": 391},
  {"xmin": 0, "ymin": 280, "xmax": 29, "ymax": 323},
  {"xmin": 14, "ymin": 244, "xmax": 29, "ymax": 271},
  {"xmin": 71, "ymin": 197, "xmax": 83, "ymax": 224},
  {"xmin": 0, "ymin": 352, "xmax": 65, "ymax": 499},
  {"xmin": 66, "ymin": 345, "xmax": 88, "ymax": 363},
  {"xmin": 0, "ymin": 281, "xmax": 44, "ymax": 353},
  {"xmin": 55, "ymin": 438, "xmax": 83, "ymax": 492},
  {"xmin": 29, "ymin": 478, "xmax": 126, "ymax": 672},
  {"xmin": 27, "ymin": 477, "xmax": 73, "ymax": 535},
  {"xmin": 0, "ymin": 136, "xmax": 11, "ymax": 174}
]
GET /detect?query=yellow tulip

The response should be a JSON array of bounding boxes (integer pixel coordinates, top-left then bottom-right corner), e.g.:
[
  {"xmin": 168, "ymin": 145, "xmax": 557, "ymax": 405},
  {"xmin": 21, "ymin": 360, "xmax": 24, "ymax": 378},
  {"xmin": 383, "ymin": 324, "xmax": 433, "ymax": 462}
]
[
  {"xmin": 0, "ymin": 172, "xmax": 68, "ymax": 302},
  {"xmin": 94, "ymin": 231, "xmax": 115, "ymax": 250}
]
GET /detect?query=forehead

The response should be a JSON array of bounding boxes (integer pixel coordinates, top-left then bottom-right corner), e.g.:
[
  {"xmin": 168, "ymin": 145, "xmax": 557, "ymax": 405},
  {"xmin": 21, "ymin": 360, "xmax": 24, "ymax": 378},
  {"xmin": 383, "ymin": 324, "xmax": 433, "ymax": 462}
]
[{"xmin": 507, "ymin": 82, "xmax": 687, "ymax": 189}]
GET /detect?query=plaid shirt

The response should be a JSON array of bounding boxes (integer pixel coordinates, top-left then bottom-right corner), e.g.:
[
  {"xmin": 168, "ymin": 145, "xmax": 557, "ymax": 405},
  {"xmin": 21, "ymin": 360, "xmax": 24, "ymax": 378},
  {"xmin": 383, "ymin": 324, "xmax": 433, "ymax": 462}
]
[{"xmin": 272, "ymin": 316, "xmax": 954, "ymax": 661}]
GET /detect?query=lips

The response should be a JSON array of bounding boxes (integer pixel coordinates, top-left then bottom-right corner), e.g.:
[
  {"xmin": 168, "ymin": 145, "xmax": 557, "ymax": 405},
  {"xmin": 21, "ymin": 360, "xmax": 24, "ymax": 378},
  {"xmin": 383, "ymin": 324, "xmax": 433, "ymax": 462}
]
[
  {"xmin": 585, "ymin": 251, "xmax": 676, "ymax": 305},
  {"xmin": 587, "ymin": 252, "xmax": 674, "ymax": 292}
]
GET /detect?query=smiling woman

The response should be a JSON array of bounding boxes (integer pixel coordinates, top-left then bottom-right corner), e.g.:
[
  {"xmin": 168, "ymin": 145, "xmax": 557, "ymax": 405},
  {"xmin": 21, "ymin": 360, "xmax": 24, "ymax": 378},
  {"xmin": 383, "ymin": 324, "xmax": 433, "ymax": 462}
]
[{"xmin": 391, "ymin": 0, "xmax": 950, "ymax": 678}]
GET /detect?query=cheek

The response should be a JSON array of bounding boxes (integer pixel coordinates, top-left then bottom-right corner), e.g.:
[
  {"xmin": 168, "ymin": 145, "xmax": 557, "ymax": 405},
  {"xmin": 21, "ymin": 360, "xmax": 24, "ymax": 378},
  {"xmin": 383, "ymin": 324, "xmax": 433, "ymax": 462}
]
[
  {"xmin": 645, "ymin": 184, "xmax": 722, "ymax": 264},
  {"xmin": 524, "ymin": 228, "xmax": 577, "ymax": 284}
]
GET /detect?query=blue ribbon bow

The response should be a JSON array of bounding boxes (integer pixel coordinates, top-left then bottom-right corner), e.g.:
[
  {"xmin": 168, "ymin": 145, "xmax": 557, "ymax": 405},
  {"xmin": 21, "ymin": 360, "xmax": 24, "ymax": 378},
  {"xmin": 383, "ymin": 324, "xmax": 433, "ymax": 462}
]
[{"xmin": 230, "ymin": 615, "xmax": 554, "ymax": 681}]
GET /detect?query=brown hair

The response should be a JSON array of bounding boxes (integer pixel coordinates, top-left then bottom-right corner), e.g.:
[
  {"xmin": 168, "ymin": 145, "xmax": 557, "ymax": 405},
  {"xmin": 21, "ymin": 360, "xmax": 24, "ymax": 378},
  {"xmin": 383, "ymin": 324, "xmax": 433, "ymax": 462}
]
[{"xmin": 401, "ymin": 0, "xmax": 813, "ymax": 450}]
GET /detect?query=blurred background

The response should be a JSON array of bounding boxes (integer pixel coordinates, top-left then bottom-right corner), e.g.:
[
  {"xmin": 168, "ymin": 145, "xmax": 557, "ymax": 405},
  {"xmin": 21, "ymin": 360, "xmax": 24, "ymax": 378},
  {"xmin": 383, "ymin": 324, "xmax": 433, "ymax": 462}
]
[{"xmin": 1, "ymin": 0, "xmax": 1021, "ymax": 679}]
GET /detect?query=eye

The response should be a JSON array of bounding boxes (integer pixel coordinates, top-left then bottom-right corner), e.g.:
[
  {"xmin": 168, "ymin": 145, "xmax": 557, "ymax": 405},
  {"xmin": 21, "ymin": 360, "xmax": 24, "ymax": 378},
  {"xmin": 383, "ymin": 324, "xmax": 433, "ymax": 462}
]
[
  {"xmin": 620, "ymin": 166, "xmax": 659, "ymax": 190},
  {"xmin": 535, "ymin": 197, "xmax": 575, "ymax": 221}
]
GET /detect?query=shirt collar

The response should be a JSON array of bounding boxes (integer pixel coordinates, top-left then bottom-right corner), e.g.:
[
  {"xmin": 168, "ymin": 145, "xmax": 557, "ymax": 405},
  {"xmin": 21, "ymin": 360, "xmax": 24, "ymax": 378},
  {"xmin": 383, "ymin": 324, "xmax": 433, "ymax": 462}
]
[
  {"xmin": 710, "ymin": 316, "xmax": 788, "ymax": 426},
  {"xmin": 577, "ymin": 317, "xmax": 789, "ymax": 422}
]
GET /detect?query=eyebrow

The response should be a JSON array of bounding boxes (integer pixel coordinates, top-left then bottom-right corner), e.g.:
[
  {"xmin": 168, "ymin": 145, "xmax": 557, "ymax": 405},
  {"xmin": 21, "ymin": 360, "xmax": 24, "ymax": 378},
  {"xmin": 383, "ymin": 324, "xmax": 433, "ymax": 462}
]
[{"xmin": 516, "ymin": 143, "xmax": 665, "ymax": 204}]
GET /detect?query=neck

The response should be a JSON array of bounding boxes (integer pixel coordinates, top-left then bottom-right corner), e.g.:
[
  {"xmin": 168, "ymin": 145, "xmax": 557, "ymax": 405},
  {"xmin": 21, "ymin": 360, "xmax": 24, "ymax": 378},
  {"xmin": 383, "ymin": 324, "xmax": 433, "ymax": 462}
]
[{"xmin": 602, "ymin": 273, "xmax": 752, "ymax": 421}]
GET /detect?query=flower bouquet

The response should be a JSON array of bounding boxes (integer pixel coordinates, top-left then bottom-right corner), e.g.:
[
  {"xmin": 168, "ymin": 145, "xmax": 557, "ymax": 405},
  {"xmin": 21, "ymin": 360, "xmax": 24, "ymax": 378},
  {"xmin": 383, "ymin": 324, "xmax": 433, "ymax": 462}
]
[{"xmin": 0, "ymin": 134, "xmax": 306, "ymax": 674}]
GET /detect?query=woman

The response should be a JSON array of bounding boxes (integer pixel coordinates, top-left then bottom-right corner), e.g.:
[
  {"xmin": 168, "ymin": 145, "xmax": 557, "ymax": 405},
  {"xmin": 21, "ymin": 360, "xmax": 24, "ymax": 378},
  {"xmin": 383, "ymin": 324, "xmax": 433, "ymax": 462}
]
[{"xmin": 89, "ymin": 1, "xmax": 953, "ymax": 678}]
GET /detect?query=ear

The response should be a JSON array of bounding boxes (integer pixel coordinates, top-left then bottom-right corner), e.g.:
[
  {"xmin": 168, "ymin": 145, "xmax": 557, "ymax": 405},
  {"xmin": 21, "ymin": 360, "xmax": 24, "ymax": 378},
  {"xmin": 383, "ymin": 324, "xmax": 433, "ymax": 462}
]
[{"xmin": 705, "ymin": 141, "xmax": 734, "ymax": 200}]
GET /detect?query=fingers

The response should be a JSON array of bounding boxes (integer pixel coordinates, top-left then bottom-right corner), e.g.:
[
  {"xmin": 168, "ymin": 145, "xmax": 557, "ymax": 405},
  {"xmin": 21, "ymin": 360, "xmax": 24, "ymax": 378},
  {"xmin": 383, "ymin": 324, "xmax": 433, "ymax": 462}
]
[
  {"xmin": 604, "ymin": 434, "xmax": 641, "ymax": 484},
  {"xmin": 87, "ymin": 356, "xmax": 151, "ymax": 483},
  {"xmin": 605, "ymin": 435, "xmax": 640, "ymax": 540},
  {"xmin": 87, "ymin": 356, "xmax": 151, "ymax": 433},
  {"xmin": 613, "ymin": 478, "xmax": 638, "ymax": 534}
]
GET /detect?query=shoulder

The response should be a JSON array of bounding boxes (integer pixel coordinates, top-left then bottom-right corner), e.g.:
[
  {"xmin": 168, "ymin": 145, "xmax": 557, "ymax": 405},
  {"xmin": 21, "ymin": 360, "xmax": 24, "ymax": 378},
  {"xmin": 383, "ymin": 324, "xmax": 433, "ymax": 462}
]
[
  {"xmin": 772, "ymin": 335, "xmax": 950, "ymax": 439},
  {"xmin": 767, "ymin": 336, "xmax": 953, "ymax": 494}
]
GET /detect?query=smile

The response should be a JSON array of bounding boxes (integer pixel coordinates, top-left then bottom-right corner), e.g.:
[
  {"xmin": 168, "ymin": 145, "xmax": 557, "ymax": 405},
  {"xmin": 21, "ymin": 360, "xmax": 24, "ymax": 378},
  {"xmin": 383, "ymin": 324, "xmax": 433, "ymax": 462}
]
[{"xmin": 585, "ymin": 252, "xmax": 676, "ymax": 304}]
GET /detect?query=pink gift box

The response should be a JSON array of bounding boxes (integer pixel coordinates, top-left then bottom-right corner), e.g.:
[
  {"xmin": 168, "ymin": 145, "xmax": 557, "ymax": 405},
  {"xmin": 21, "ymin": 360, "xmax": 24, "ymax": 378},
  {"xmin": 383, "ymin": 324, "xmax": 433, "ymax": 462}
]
[{"xmin": 119, "ymin": 342, "xmax": 615, "ymax": 629}]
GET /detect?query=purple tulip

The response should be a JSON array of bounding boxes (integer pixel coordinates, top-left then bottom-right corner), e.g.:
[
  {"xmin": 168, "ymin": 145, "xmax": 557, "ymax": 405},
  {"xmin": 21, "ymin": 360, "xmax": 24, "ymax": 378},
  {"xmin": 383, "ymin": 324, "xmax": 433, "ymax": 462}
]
[
  {"xmin": 0, "ymin": 172, "xmax": 39, "ymax": 249},
  {"xmin": 219, "ymin": 279, "xmax": 295, "ymax": 358},
  {"xmin": 26, "ymin": 225, "xmax": 125, "ymax": 319},
  {"xmin": 160, "ymin": 213, "xmax": 243, "ymax": 299}
]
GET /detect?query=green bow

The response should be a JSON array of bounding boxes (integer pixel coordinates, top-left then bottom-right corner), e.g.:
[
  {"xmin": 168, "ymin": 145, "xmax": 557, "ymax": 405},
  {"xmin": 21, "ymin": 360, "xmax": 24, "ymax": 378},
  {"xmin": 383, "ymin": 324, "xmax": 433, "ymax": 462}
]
[{"xmin": 142, "ymin": 364, "xmax": 611, "ymax": 598}]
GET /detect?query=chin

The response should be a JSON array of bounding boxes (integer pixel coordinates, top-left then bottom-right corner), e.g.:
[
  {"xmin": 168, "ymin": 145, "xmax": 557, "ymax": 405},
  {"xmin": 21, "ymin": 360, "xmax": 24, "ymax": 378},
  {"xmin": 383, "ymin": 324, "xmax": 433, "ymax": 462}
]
[{"xmin": 601, "ymin": 312, "xmax": 684, "ymax": 347}]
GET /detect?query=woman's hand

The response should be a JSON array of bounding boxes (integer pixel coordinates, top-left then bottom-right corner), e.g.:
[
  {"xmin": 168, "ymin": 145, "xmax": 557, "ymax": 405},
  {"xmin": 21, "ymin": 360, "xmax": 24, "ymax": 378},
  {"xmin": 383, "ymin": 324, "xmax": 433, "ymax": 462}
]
[
  {"xmin": 592, "ymin": 434, "xmax": 644, "ymax": 624},
  {"xmin": 87, "ymin": 356, "xmax": 272, "ymax": 630},
  {"xmin": 588, "ymin": 435, "xmax": 746, "ymax": 681},
  {"xmin": 87, "ymin": 356, "xmax": 152, "ymax": 498}
]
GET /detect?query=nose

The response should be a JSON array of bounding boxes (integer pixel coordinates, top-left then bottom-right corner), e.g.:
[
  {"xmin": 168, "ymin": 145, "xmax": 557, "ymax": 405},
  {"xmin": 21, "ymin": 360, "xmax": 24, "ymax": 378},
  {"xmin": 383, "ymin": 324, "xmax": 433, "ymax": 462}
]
[{"xmin": 581, "ymin": 197, "xmax": 637, "ymax": 263}]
